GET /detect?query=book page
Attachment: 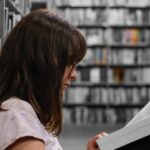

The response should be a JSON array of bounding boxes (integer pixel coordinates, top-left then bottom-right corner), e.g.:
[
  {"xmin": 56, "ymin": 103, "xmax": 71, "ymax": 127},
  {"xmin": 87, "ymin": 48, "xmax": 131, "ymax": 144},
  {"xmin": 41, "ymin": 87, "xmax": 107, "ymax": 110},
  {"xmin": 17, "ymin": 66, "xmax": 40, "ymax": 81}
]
[
  {"xmin": 126, "ymin": 102, "xmax": 150, "ymax": 127},
  {"xmin": 97, "ymin": 115, "xmax": 150, "ymax": 150}
]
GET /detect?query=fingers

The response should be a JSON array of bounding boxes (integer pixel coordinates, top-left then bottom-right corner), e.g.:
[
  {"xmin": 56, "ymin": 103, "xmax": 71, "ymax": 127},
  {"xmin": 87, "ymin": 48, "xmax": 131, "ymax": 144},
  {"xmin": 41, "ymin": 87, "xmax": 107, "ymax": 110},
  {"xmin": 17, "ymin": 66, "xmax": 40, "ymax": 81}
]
[
  {"xmin": 97, "ymin": 132, "xmax": 108, "ymax": 139},
  {"xmin": 87, "ymin": 132, "xmax": 108, "ymax": 150}
]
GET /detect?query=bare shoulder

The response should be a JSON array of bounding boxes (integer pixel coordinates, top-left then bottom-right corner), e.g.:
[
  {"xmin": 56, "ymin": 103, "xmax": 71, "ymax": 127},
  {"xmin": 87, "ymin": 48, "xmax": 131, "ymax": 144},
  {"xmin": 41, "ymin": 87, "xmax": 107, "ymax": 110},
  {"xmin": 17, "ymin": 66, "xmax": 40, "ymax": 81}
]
[{"xmin": 6, "ymin": 136, "xmax": 45, "ymax": 150}]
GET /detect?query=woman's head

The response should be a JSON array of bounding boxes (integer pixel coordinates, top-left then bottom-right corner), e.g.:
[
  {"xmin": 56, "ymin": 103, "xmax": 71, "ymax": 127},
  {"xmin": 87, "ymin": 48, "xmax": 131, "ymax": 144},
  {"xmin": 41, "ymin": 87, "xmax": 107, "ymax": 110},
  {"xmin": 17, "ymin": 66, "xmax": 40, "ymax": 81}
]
[{"xmin": 0, "ymin": 9, "xmax": 86, "ymax": 135}]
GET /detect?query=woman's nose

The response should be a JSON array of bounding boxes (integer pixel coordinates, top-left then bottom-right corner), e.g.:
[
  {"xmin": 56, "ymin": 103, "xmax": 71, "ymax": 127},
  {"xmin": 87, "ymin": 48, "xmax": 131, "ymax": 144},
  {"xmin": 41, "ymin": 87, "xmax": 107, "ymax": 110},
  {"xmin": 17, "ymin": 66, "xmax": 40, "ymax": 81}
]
[{"xmin": 70, "ymin": 69, "xmax": 77, "ymax": 81}]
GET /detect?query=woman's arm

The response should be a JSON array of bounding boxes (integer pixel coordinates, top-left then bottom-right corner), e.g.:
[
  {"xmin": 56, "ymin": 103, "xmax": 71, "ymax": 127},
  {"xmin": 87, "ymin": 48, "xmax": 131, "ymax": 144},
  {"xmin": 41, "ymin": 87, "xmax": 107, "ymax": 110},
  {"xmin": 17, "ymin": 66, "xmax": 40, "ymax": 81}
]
[{"xmin": 6, "ymin": 137, "xmax": 45, "ymax": 150}]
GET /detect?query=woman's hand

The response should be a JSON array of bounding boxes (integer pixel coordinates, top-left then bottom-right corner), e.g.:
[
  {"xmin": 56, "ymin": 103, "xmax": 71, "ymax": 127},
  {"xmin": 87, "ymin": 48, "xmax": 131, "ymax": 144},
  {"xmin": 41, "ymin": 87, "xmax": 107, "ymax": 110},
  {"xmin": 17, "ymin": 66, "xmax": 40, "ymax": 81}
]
[{"xmin": 87, "ymin": 132, "xmax": 108, "ymax": 150}]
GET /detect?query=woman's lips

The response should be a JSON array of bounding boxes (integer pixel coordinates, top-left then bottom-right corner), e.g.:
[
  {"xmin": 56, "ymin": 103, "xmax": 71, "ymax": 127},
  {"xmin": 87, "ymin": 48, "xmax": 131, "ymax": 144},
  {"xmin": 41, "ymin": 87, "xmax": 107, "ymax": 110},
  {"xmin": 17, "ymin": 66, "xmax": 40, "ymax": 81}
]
[{"xmin": 63, "ymin": 84, "xmax": 70, "ymax": 89}]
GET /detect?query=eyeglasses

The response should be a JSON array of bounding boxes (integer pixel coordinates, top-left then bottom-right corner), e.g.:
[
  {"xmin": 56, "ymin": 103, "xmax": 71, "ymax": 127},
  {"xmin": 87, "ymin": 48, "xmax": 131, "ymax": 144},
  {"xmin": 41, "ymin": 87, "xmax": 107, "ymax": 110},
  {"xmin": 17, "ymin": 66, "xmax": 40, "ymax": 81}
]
[
  {"xmin": 71, "ymin": 63, "xmax": 78, "ymax": 70},
  {"xmin": 68, "ymin": 63, "xmax": 78, "ymax": 75}
]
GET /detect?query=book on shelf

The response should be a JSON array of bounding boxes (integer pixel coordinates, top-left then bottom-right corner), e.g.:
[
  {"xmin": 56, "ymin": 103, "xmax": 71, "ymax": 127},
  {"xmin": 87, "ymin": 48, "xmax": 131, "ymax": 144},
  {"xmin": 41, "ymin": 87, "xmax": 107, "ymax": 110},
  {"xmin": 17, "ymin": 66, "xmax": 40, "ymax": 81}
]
[
  {"xmin": 90, "ymin": 68, "xmax": 100, "ymax": 83},
  {"xmin": 0, "ymin": 38, "xmax": 1, "ymax": 48},
  {"xmin": 96, "ymin": 101, "xmax": 150, "ymax": 150}
]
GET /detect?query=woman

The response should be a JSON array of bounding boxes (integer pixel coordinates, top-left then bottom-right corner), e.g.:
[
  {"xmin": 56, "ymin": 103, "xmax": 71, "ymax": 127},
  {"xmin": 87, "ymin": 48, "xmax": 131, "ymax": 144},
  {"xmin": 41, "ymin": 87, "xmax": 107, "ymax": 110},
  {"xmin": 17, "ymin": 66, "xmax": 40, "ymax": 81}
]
[{"xmin": 0, "ymin": 9, "xmax": 106, "ymax": 150}]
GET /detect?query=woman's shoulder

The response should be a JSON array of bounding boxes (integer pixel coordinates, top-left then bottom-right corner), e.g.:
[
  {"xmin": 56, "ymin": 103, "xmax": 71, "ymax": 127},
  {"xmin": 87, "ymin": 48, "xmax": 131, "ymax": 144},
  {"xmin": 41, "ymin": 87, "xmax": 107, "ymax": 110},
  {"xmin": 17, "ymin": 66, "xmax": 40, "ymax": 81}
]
[
  {"xmin": 0, "ymin": 97, "xmax": 57, "ymax": 150},
  {"xmin": 2, "ymin": 97, "xmax": 35, "ymax": 112}
]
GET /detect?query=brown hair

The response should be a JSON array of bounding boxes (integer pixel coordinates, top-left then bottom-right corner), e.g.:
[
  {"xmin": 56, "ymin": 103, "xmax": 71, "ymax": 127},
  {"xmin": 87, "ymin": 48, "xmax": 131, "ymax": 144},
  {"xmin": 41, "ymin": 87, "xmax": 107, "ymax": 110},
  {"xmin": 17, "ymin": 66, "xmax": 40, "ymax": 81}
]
[{"xmin": 0, "ymin": 9, "xmax": 86, "ymax": 136}]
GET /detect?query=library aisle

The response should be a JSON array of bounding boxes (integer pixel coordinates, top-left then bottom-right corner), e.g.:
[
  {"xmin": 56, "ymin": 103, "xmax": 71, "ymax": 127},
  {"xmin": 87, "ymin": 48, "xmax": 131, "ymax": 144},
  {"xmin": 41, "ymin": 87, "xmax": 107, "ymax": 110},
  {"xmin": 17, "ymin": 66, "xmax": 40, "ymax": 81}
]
[
  {"xmin": 59, "ymin": 124, "xmax": 124, "ymax": 150},
  {"xmin": 1, "ymin": 0, "xmax": 150, "ymax": 149}
]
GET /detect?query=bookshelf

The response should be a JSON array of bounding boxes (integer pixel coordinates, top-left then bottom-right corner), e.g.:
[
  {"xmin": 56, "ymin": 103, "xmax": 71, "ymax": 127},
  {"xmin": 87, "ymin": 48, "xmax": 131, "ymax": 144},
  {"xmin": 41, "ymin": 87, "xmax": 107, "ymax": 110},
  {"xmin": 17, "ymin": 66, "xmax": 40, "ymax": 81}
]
[
  {"xmin": 0, "ymin": 0, "xmax": 5, "ymax": 46},
  {"xmin": 56, "ymin": 0, "xmax": 150, "ymax": 126},
  {"xmin": 0, "ymin": 0, "xmax": 30, "ymax": 47}
]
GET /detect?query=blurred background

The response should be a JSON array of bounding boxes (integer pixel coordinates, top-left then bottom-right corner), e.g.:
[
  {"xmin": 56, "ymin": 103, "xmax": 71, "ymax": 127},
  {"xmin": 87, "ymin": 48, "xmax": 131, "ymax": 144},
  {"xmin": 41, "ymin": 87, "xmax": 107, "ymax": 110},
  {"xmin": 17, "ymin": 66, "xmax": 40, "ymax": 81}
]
[{"xmin": 1, "ymin": 0, "xmax": 150, "ymax": 149}]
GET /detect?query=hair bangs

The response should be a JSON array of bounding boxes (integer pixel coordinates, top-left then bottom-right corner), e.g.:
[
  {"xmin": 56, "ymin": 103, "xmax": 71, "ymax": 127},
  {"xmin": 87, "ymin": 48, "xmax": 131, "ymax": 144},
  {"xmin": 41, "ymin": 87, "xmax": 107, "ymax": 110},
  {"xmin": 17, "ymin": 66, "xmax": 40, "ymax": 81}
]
[{"xmin": 67, "ymin": 28, "xmax": 87, "ymax": 65}]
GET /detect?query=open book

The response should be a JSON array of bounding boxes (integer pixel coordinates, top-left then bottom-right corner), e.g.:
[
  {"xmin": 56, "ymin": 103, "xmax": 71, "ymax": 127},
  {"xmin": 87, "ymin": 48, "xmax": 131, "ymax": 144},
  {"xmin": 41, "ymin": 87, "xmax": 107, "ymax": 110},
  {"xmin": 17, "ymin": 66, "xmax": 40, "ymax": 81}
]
[{"xmin": 96, "ymin": 102, "xmax": 150, "ymax": 150}]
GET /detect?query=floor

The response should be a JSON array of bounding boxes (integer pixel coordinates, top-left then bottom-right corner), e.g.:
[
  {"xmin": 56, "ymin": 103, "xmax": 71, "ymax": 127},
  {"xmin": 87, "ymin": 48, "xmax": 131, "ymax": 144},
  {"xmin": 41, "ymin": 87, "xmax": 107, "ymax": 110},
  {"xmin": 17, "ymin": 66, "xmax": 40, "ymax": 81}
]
[{"xmin": 59, "ymin": 123, "xmax": 124, "ymax": 150}]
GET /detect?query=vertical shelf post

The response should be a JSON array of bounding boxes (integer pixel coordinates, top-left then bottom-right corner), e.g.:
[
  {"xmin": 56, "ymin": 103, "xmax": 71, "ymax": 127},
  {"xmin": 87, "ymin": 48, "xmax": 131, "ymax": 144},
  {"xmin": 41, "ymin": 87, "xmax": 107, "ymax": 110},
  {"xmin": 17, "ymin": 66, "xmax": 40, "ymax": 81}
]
[{"xmin": 0, "ymin": 0, "xmax": 5, "ymax": 46}]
